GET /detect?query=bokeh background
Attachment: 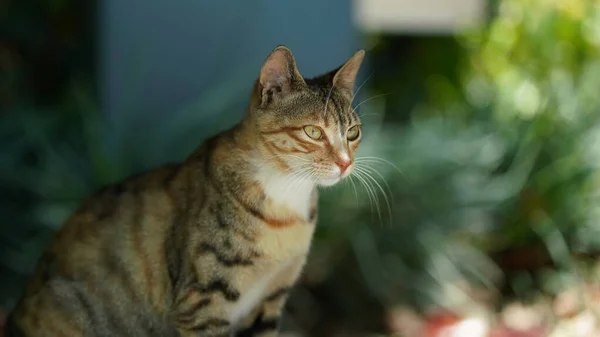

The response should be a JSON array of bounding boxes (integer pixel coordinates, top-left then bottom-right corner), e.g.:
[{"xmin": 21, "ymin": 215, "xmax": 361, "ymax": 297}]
[{"xmin": 2, "ymin": 0, "xmax": 600, "ymax": 336}]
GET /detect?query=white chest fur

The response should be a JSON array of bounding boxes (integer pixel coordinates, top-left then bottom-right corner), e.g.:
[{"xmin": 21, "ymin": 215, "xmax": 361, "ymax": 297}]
[
  {"xmin": 228, "ymin": 257, "xmax": 293, "ymax": 327},
  {"xmin": 255, "ymin": 167, "xmax": 314, "ymax": 220},
  {"xmin": 229, "ymin": 168, "xmax": 317, "ymax": 327}
]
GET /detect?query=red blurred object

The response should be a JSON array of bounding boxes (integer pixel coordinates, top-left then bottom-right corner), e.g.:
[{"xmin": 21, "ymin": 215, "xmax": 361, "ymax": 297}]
[{"xmin": 422, "ymin": 311, "xmax": 462, "ymax": 337}]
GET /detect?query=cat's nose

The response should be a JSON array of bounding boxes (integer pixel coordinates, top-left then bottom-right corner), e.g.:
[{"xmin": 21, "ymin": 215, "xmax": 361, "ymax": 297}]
[{"xmin": 335, "ymin": 158, "xmax": 351, "ymax": 174}]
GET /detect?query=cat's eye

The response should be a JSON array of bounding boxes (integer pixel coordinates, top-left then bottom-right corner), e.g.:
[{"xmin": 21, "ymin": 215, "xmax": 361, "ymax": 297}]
[
  {"xmin": 303, "ymin": 125, "xmax": 323, "ymax": 140},
  {"xmin": 347, "ymin": 125, "xmax": 361, "ymax": 141}
]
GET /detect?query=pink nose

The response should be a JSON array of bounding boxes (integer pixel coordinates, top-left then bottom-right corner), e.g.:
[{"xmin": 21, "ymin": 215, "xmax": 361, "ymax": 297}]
[{"xmin": 336, "ymin": 158, "xmax": 351, "ymax": 173}]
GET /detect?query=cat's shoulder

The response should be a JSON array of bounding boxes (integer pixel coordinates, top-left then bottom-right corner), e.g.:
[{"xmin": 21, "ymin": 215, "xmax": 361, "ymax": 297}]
[
  {"xmin": 61, "ymin": 163, "xmax": 182, "ymax": 224},
  {"xmin": 92, "ymin": 163, "xmax": 181, "ymax": 198}
]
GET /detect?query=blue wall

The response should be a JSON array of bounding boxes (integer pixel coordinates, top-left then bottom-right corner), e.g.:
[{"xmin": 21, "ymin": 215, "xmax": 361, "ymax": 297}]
[{"xmin": 100, "ymin": 0, "xmax": 361, "ymax": 166}]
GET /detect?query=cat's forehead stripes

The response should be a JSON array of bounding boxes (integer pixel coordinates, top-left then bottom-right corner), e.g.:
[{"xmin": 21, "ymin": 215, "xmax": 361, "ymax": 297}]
[{"xmin": 320, "ymin": 91, "xmax": 358, "ymax": 136}]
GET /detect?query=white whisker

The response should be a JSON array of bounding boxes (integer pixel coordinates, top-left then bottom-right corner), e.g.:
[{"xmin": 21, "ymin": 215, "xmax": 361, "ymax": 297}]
[
  {"xmin": 354, "ymin": 93, "xmax": 389, "ymax": 112},
  {"xmin": 347, "ymin": 174, "xmax": 359, "ymax": 205},
  {"xmin": 352, "ymin": 168, "xmax": 380, "ymax": 222},
  {"xmin": 355, "ymin": 156, "xmax": 406, "ymax": 180},
  {"xmin": 355, "ymin": 112, "xmax": 382, "ymax": 119},
  {"xmin": 361, "ymin": 165, "xmax": 394, "ymax": 204},
  {"xmin": 354, "ymin": 165, "xmax": 393, "ymax": 225},
  {"xmin": 281, "ymin": 166, "xmax": 314, "ymax": 202},
  {"xmin": 323, "ymin": 84, "xmax": 335, "ymax": 118},
  {"xmin": 281, "ymin": 162, "xmax": 313, "ymax": 174},
  {"xmin": 353, "ymin": 167, "xmax": 381, "ymax": 222},
  {"xmin": 255, "ymin": 153, "xmax": 310, "ymax": 168},
  {"xmin": 349, "ymin": 72, "xmax": 374, "ymax": 110}
]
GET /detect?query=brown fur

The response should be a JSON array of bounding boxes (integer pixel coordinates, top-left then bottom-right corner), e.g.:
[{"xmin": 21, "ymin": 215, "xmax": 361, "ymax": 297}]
[{"xmin": 5, "ymin": 46, "xmax": 365, "ymax": 337}]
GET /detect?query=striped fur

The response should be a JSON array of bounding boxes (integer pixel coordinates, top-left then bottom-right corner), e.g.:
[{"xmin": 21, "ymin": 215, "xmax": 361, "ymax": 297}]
[{"xmin": 5, "ymin": 46, "xmax": 365, "ymax": 337}]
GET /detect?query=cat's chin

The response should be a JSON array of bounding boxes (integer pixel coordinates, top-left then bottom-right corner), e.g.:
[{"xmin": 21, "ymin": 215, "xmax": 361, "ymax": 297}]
[{"xmin": 317, "ymin": 177, "xmax": 341, "ymax": 187}]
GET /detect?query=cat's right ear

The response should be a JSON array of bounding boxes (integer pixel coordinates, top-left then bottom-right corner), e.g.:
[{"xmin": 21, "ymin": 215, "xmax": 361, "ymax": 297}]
[{"xmin": 258, "ymin": 46, "xmax": 306, "ymax": 106}]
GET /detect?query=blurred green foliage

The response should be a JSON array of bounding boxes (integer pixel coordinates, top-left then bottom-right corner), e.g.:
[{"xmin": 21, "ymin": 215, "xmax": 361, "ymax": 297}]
[
  {"xmin": 292, "ymin": 0, "xmax": 600, "ymax": 334},
  {"xmin": 2, "ymin": 0, "xmax": 600, "ymax": 336},
  {"xmin": 450, "ymin": 0, "xmax": 600, "ymax": 260}
]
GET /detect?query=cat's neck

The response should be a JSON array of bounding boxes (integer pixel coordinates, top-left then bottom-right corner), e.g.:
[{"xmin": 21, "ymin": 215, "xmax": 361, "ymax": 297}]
[
  {"xmin": 253, "ymin": 164, "xmax": 316, "ymax": 221},
  {"xmin": 199, "ymin": 125, "xmax": 317, "ymax": 221},
  {"xmin": 233, "ymin": 122, "xmax": 317, "ymax": 218}
]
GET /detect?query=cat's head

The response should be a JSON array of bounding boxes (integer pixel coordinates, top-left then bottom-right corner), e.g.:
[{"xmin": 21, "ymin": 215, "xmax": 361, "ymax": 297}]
[{"xmin": 247, "ymin": 46, "xmax": 365, "ymax": 187}]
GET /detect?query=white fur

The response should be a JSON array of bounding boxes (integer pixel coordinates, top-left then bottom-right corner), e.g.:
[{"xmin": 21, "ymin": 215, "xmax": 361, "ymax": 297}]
[
  {"xmin": 255, "ymin": 166, "xmax": 314, "ymax": 220},
  {"xmin": 228, "ymin": 162, "xmax": 317, "ymax": 328},
  {"xmin": 229, "ymin": 260, "xmax": 291, "ymax": 327},
  {"xmin": 227, "ymin": 165, "xmax": 316, "ymax": 327}
]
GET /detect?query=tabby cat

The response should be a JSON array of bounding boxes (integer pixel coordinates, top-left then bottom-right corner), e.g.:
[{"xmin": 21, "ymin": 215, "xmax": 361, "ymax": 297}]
[{"xmin": 5, "ymin": 45, "xmax": 365, "ymax": 337}]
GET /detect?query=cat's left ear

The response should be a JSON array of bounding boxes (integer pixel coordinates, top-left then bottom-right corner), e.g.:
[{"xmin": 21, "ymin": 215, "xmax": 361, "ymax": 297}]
[
  {"xmin": 259, "ymin": 46, "xmax": 306, "ymax": 106},
  {"xmin": 332, "ymin": 49, "xmax": 366, "ymax": 98}
]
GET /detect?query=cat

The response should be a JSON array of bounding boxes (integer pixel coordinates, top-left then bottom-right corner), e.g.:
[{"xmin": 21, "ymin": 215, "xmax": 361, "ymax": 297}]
[{"xmin": 4, "ymin": 45, "xmax": 365, "ymax": 337}]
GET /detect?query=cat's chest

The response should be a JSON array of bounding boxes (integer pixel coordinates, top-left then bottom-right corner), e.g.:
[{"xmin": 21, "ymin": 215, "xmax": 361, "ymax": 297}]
[
  {"xmin": 257, "ymin": 220, "xmax": 316, "ymax": 260},
  {"xmin": 229, "ymin": 225, "xmax": 314, "ymax": 327},
  {"xmin": 226, "ymin": 170, "xmax": 317, "ymax": 326}
]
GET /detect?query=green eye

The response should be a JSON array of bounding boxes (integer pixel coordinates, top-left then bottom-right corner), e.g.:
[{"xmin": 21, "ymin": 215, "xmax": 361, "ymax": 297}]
[
  {"xmin": 303, "ymin": 125, "xmax": 322, "ymax": 140},
  {"xmin": 347, "ymin": 125, "xmax": 361, "ymax": 141}
]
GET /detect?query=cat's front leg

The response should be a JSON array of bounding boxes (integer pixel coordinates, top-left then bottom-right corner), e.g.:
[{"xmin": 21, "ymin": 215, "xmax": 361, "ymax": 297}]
[
  {"xmin": 171, "ymin": 290, "xmax": 234, "ymax": 337},
  {"xmin": 236, "ymin": 256, "xmax": 307, "ymax": 337},
  {"xmin": 235, "ymin": 277, "xmax": 301, "ymax": 337},
  {"xmin": 235, "ymin": 289, "xmax": 289, "ymax": 337},
  {"xmin": 177, "ymin": 320, "xmax": 232, "ymax": 337}
]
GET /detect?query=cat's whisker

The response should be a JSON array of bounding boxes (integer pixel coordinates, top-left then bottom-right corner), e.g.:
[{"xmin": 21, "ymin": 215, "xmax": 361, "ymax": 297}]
[
  {"xmin": 354, "ymin": 112, "xmax": 382, "ymax": 119},
  {"xmin": 357, "ymin": 165, "xmax": 394, "ymax": 205},
  {"xmin": 284, "ymin": 166, "xmax": 313, "ymax": 186},
  {"xmin": 359, "ymin": 172, "xmax": 383, "ymax": 225},
  {"xmin": 282, "ymin": 167, "xmax": 309, "ymax": 184},
  {"xmin": 278, "ymin": 173, "xmax": 309, "ymax": 214},
  {"xmin": 284, "ymin": 168, "xmax": 317, "ymax": 214},
  {"xmin": 353, "ymin": 93, "xmax": 389, "ymax": 112},
  {"xmin": 256, "ymin": 161, "xmax": 304, "ymax": 174},
  {"xmin": 349, "ymin": 72, "xmax": 374, "ymax": 111},
  {"xmin": 351, "ymin": 168, "xmax": 379, "ymax": 222},
  {"xmin": 353, "ymin": 167, "xmax": 383, "ymax": 224},
  {"xmin": 347, "ymin": 174, "xmax": 360, "ymax": 206},
  {"xmin": 280, "ymin": 173, "xmax": 306, "ymax": 220},
  {"xmin": 282, "ymin": 162, "xmax": 313, "ymax": 174},
  {"xmin": 355, "ymin": 156, "xmax": 407, "ymax": 181},
  {"xmin": 338, "ymin": 170, "xmax": 358, "ymax": 204},
  {"xmin": 354, "ymin": 159, "xmax": 396, "ymax": 199},
  {"xmin": 299, "ymin": 171, "xmax": 316, "ymax": 189},
  {"xmin": 277, "ymin": 154, "xmax": 310, "ymax": 162},
  {"xmin": 292, "ymin": 167, "xmax": 314, "ymax": 185},
  {"xmin": 281, "ymin": 166, "xmax": 314, "ymax": 202},
  {"xmin": 256, "ymin": 154, "xmax": 310, "ymax": 168},
  {"xmin": 323, "ymin": 84, "xmax": 335, "ymax": 119},
  {"xmin": 354, "ymin": 164, "xmax": 393, "ymax": 225},
  {"xmin": 280, "ymin": 164, "xmax": 309, "ymax": 181}
]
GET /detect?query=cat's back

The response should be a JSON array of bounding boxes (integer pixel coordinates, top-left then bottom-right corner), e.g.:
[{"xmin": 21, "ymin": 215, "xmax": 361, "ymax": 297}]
[
  {"xmin": 7, "ymin": 164, "xmax": 188, "ymax": 337},
  {"xmin": 48, "ymin": 164, "xmax": 184, "ymax": 261}
]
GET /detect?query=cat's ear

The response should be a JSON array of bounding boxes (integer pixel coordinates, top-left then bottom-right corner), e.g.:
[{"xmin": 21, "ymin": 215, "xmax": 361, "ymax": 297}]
[
  {"xmin": 332, "ymin": 49, "xmax": 366, "ymax": 98},
  {"xmin": 259, "ymin": 46, "xmax": 306, "ymax": 105}
]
